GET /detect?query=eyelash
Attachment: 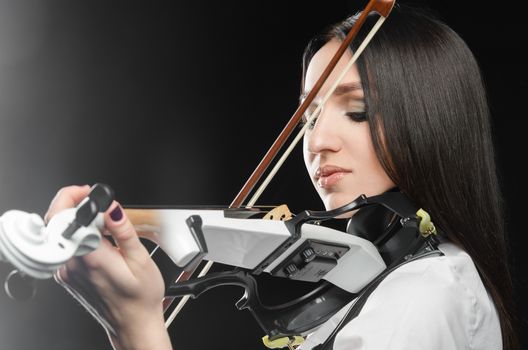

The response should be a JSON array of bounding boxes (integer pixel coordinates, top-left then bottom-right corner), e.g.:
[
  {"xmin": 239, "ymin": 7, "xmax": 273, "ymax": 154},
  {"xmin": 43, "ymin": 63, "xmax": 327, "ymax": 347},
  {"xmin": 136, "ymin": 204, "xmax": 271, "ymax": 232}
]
[
  {"xmin": 346, "ymin": 112, "xmax": 367, "ymax": 123},
  {"xmin": 299, "ymin": 111, "xmax": 368, "ymax": 130}
]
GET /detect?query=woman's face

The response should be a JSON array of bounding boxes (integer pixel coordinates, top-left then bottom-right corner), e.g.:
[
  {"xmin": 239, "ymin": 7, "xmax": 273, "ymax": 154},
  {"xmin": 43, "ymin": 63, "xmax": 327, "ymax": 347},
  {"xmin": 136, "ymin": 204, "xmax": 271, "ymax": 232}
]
[{"xmin": 303, "ymin": 40, "xmax": 395, "ymax": 211}]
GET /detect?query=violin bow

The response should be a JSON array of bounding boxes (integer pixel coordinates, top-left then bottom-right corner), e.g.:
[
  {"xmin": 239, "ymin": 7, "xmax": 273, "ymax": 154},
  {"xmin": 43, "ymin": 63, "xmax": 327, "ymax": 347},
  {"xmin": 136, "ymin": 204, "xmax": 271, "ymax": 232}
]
[{"xmin": 134, "ymin": 0, "xmax": 396, "ymax": 328}]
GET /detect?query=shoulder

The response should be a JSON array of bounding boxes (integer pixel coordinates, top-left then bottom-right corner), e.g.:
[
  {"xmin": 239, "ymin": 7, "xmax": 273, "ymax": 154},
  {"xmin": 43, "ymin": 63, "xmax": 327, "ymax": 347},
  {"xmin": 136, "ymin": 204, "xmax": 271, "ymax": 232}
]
[{"xmin": 333, "ymin": 242, "xmax": 502, "ymax": 350}]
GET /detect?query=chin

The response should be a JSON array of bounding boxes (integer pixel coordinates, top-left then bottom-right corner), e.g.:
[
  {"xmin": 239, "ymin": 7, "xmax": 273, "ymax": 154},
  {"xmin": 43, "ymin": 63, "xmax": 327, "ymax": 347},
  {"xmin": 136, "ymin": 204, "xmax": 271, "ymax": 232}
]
[
  {"xmin": 323, "ymin": 193, "xmax": 361, "ymax": 212},
  {"xmin": 322, "ymin": 193, "xmax": 368, "ymax": 219}
]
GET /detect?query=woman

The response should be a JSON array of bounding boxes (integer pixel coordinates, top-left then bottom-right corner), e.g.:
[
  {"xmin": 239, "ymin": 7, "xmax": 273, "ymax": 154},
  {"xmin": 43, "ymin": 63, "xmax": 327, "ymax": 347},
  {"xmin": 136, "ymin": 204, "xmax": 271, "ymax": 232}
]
[{"xmin": 46, "ymin": 4, "xmax": 517, "ymax": 350}]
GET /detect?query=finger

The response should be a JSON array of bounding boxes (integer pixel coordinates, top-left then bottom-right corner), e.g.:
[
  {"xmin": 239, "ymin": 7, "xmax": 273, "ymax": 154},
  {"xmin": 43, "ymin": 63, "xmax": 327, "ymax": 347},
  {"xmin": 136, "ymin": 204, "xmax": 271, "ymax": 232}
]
[
  {"xmin": 45, "ymin": 185, "xmax": 91, "ymax": 223},
  {"xmin": 56, "ymin": 258, "xmax": 108, "ymax": 307},
  {"xmin": 104, "ymin": 202, "xmax": 149, "ymax": 263},
  {"xmin": 60, "ymin": 236, "xmax": 137, "ymax": 294}
]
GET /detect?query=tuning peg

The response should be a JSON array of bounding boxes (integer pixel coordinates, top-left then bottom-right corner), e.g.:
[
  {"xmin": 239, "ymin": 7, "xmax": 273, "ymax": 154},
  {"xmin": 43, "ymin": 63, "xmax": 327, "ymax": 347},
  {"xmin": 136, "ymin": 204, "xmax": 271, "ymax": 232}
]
[
  {"xmin": 76, "ymin": 183, "xmax": 114, "ymax": 226},
  {"xmin": 63, "ymin": 183, "xmax": 115, "ymax": 239},
  {"xmin": 88, "ymin": 183, "xmax": 114, "ymax": 213}
]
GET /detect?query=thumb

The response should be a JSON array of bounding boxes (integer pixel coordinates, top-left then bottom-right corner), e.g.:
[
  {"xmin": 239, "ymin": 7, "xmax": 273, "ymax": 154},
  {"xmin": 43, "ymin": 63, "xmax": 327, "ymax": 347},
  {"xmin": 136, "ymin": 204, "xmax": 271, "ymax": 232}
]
[{"xmin": 104, "ymin": 202, "xmax": 148, "ymax": 262}]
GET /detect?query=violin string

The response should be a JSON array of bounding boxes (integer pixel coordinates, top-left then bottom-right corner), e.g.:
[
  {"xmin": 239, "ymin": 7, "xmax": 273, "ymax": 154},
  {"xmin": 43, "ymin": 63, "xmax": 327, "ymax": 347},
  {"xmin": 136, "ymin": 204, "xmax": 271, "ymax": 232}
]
[
  {"xmin": 164, "ymin": 15, "xmax": 387, "ymax": 329},
  {"xmin": 247, "ymin": 16, "xmax": 386, "ymax": 208}
]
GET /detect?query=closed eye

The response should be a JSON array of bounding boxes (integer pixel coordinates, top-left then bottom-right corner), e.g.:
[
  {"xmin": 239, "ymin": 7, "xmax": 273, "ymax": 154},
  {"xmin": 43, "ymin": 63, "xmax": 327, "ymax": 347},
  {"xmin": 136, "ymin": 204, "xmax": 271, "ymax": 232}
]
[{"xmin": 346, "ymin": 112, "xmax": 367, "ymax": 122}]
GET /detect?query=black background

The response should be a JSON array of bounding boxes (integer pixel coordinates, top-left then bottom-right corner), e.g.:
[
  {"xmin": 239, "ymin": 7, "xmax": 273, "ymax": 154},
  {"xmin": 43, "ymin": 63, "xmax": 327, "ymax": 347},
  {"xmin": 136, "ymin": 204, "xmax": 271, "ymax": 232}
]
[{"xmin": 0, "ymin": 1, "xmax": 525, "ymax": 349}]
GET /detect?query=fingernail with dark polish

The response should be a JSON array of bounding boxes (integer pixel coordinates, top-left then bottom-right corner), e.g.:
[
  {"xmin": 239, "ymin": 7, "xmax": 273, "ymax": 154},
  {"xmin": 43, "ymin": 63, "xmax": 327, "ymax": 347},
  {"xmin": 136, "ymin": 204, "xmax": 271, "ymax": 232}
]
[{"xmin": 110, "ymin": 206, "xmax": 123, "ymax": 222}]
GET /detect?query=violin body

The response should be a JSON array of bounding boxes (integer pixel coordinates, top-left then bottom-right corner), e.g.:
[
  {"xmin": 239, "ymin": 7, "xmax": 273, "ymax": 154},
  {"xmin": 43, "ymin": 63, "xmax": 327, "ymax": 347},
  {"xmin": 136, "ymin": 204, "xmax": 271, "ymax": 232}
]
[{"xmin": 1, "ymin": 186, "xmax": 435, "ymax": 342}]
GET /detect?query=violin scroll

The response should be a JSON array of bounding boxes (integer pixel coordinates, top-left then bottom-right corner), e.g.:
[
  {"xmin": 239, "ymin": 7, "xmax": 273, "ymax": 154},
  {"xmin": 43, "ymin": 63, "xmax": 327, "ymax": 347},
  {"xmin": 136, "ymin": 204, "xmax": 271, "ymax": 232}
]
[{"xmin": 0, "ymin": 183, "xmax": 113, "ymax": 300}]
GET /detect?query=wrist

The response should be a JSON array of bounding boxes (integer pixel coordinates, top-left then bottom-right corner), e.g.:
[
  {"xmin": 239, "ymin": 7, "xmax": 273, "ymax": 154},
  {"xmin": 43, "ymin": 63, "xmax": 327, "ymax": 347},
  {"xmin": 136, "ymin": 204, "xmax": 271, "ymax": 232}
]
[{"xmin": 109, "ymin": 313, "xmax": 172, "ymax": 350}]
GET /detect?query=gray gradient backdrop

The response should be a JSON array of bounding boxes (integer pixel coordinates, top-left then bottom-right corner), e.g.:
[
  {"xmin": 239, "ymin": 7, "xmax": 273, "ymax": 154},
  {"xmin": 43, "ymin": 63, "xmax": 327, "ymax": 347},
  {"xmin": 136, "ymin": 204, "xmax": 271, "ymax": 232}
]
[{"xmin": 0, "ymin": 1, "xmax": 525, "ymax": 349}]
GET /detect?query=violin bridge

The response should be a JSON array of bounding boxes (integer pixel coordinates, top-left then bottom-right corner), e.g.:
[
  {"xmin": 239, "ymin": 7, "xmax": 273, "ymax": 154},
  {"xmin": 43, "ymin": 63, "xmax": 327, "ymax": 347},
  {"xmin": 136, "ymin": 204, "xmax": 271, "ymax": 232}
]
[{"xmin": 263, "ymin": 205, "xmax": 293, "ymax": 221}]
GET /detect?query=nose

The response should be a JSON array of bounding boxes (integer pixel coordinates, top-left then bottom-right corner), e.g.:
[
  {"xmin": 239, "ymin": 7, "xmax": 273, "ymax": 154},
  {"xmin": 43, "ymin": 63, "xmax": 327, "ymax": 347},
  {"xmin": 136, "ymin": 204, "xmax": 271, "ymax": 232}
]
[{"xmin": 304, "ymin": 105, "xmax": 341, "ymax": 155}]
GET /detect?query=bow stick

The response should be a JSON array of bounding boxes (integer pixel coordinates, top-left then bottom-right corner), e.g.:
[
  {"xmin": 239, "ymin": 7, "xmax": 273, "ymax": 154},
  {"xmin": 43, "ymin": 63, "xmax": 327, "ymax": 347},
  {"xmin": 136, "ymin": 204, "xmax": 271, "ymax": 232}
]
[{"xmin": 128, "ymin": 0, "xmax": 396, "ymax": 328}]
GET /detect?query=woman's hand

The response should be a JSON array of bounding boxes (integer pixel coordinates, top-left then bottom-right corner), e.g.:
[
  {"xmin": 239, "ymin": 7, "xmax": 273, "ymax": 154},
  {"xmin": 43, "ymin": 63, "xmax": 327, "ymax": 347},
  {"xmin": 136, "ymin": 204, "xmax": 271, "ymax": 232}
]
[{"xmin": 45, "ymin": 185, "xmax": 172, "ymax": 350}]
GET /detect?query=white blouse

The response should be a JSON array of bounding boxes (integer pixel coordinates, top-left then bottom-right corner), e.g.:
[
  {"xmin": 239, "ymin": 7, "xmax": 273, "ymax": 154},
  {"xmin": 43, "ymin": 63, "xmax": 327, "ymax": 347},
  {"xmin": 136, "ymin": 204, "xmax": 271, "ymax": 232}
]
[{"xmin": 299, "ymin": 242, "xmax": 501, "ymax": 350}]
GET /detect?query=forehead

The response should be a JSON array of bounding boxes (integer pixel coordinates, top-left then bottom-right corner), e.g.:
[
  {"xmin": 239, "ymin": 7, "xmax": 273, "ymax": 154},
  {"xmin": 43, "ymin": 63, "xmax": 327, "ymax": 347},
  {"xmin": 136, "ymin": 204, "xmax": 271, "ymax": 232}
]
[{"xmin": 304, "ymin": 40, "xmax": 362, "ymax": 97}]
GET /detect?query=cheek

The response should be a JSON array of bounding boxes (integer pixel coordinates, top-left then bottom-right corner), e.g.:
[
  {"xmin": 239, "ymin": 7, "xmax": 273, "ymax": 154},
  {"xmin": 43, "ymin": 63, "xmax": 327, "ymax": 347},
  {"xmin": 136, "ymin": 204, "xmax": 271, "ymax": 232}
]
[
  {"xmin": 344, "ymin": 126, "xmax": 395, "ymax": 191},
  {"xmin": 302, "ymin": 137, "xmax": 311, "ymax": 170},
  {"xmin": 359, "ymin": 155, "xmax": 393, "ymax": 190},
  {"xmin": 361, "ymin": 135, "xmax": 386, "ymax": 176},
  {"xmin": 343, "ymin": 123, "xmax": 372, "ymax": 158}
]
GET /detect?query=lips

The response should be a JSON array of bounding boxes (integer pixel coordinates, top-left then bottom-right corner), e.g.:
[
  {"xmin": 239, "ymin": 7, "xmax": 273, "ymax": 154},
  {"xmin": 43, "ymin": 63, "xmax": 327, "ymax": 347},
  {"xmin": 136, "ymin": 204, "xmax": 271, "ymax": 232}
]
[{"xmin": 315, "ymin": 165, "xmax": 351, "ymax": 188}]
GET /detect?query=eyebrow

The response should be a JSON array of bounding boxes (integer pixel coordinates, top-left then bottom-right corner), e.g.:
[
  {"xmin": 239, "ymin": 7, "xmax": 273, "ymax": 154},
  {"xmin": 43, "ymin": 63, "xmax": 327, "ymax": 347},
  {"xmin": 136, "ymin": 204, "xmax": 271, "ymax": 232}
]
[{"xmin": 300, "ymin": 82, "xmax": 363, "ymax": 101}]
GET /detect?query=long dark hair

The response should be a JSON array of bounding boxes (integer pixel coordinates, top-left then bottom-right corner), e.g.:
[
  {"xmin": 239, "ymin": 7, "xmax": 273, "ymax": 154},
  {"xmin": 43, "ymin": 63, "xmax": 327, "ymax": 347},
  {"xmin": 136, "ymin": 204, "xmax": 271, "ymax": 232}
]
[{"xmin": 302, "ymin": 5, "xmax": 518, "ymax": 349}]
